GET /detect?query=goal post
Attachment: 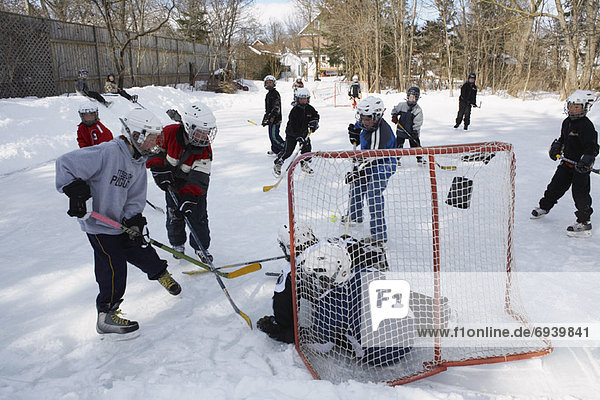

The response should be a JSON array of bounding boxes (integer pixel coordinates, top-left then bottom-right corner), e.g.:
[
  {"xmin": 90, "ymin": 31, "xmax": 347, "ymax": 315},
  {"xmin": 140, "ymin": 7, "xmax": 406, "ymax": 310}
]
[{"xmin": 286, "ymin": 142, "xmax": 552, "ymax": 385}]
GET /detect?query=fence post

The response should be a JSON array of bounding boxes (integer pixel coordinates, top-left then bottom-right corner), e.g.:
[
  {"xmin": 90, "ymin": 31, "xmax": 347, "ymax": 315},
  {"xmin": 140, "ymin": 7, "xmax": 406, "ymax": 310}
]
[
  {"xmin": 92, "ymin": 25, "xmax": 102, "ymax": 91},
  {"xmin": 155, "ymin": 35, "xmax": 160, "ymax": 85}
]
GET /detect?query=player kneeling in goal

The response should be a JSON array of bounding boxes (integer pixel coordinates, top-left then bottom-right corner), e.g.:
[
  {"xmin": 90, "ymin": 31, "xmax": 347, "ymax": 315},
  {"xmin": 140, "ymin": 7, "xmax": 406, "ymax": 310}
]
[{"xmin": 258, "ymin": 226, "xmax": 420, "ymax": 367}]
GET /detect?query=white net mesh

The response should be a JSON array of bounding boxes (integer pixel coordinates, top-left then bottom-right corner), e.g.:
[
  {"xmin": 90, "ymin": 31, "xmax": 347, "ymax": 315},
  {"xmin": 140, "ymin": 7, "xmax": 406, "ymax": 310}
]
[{"xmin": 288, "ymin": 143, "xmax": 552, "ymax": 385}]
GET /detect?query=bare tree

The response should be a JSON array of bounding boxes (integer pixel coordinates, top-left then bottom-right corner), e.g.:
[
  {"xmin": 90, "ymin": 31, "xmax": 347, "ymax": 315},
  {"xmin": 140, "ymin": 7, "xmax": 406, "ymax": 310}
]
[
  {"xmin": 206, "ymin": 0, "xmax": 255, "ymax": 69},
  {"xmin": 90, "ymin": 0, "xmax": 176, "ymax": 87}
]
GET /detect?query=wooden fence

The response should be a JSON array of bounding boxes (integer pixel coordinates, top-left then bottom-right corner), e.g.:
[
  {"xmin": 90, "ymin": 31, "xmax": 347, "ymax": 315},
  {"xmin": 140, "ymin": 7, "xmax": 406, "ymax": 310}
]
[{"xmin": 0, "ymin": 11, "xmax": 226, "ymax": 98}]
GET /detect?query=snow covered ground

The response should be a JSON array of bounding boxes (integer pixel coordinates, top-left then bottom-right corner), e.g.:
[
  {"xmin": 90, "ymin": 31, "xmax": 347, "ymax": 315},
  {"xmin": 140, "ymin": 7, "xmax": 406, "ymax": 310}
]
[{"xmin": 1, "ymin": 78, "xmax": 599, "ymax": 399}]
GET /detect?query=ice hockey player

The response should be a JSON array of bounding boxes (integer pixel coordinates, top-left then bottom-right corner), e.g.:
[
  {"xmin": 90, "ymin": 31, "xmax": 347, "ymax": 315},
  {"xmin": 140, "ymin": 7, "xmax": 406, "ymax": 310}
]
[
  {"xmin": 105, "ymin": 73, "xmax": 138, "ymax": 103},
  {"xmin": 55, "ymin": 108, "xmax": 181, "ymax": 336},
  {"xmin": 348, "ymin": 75, "xmax": 362, "ymax": 109},
  {"xmin": 391, "ymin": 86, "xmax": 424, "ymax": 163},
  {"xmin": 292, "ymin": 76, "xmax": 304, "ymax": 94},
  {"xmin": 256, "ymin": 224, "xmax": 319, "ymax": 344},
  {"xmin": 273, "ymin": 87, "xmax": 320, "ymax": 176},
  {"xmin": 76, "ymin": 104, "xmax": 113, "ymax": 148},
  {"xmin": 454, "ymin": 72, "xmax": 478, "ymax": 130},
  {"xmin": 345, "ymin": 96, "xmax": 397, "ymax": 244},
  {"xmin": 147, "ymin": 103, "xmax": 216, "ymax": 263},
  {"xmin": 258, "ymin": 229, "xmax": 413, "ymax": 367},
  {"xmin": 75, "ymin": 69, "xmax": 111, "ymax": 107},
  {"xmin": 531, "ymin": 90, "xmax": 599, "ymax": 237},
  {"xmin": 262, "ymin": 75, "xmax": 285, "ymax": 156}
]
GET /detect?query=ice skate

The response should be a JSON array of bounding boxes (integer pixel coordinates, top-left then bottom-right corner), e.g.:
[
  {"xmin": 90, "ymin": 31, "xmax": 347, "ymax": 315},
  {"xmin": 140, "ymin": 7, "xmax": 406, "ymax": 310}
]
[
  {"xmin": 157, "ymin": 271, "xmax": 181, "ymax": 295},
  {"xmin": 530, "ymin": 208, "xmax": 548, "ymax": 219},
  {"xmin": 172, "ymin": 244, "xmax": 185, "ymax": 259},
  {"xmin": 566, "ymin": 221, "xmax": 592, "ymax": 238},
  {"xmin": 97, "ymin": 305, "xmax": 139, "ymax": 335}
]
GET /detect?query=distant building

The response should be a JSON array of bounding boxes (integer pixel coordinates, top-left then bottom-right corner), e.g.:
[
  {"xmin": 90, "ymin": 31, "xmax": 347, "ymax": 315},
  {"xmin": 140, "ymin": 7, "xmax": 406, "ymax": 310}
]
[
  {"xmin": 247, "ymin": 40, "xmax": 305, "ymax": 80},
  {"xmin": 298, "ymin": 12, "xmax": 342, "ymax": 79}
]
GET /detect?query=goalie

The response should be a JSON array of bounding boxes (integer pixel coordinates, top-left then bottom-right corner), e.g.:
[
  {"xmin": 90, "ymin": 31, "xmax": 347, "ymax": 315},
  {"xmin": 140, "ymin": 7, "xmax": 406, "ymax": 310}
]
[{"xmin": 258, "ymin": 227, "xmax": 415, "ymax": 367}]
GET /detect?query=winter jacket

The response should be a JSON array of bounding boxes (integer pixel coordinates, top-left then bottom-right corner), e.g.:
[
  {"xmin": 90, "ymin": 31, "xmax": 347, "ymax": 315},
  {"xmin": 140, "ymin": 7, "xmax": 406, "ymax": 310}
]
[
  {"xmin": 350, "ymin": 118, "xmax": 397, "ymax": 180},
  {"xmin": 285, "ymin": 104, "xmax": 319, "ymax": 138},
  {"xmin": 391, "ymin": 102, "xmax": 423, "ymax": 139},
  {"xmin": 459, "ymin": 81, "xmax": 477, "ymax": 105},
  {"xmin": 77, "ymin": 121, "xmax": 113, "ymax": 148},
  {"xmin": 75, "ymin": 78, "xmax": 90, "ymax": 95},
  {"xmin": 264, "ymin": 88, "xmax": 282, "ymax": 125},
  {"xmin": 557, "ymin": 116, "xmax": 599, "ymax": 162},
  {"xmin": 55, "ymin": 136, "xmax": 148, "ymax": 235},
  {"xmin": 348, "ymin": 82, "xmax": 362, "ymax": 98},
  {"xmin": 146, "ymin": 123, "xmax": 212, "ymax": 198},
  {"xmin": 105, "ymin": 80, "xmax": 119, "ymax": 94}
]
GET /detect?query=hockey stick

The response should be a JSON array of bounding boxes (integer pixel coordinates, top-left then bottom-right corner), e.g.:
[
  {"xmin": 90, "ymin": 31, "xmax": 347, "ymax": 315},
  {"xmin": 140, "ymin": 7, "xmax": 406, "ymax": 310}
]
[
  {"xmin": 395, "ymin": 122, "xmax": 456, "ymax": 170},
  {"xmin": 183, "ymin": 262, "xmax": 261, "ymax": 276},
  {"xmin": 558, "ymin": 156, "xmax": 600, "ymax": 174},
  {"xmin": 263, "ymin": 129, "xmax": 314, "ymax": 192},
  {"xmin": 182, "ymin": 254, "xmax": 286, "ymax": 275},
  {"xmin": 167, "ymin": 187, "xmax": 253, "ymax": 328},
  {"xmin": 87, "ymin": 211, "xmax": 258, "ymax": 279},
  {"xmin": 248, "ymin": 120, "xmax": 257, "ymax": 125},
  {"xmin": 146, "ymin": 200, "xmax": 165, "ymax": 214}
]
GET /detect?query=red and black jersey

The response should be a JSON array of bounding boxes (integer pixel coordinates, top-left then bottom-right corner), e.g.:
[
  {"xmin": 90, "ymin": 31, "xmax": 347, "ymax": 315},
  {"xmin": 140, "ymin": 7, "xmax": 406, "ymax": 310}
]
[
  {"xmin": 77, "ymin": 121, "xmax": 113, "ymax": 148},
  {"xmin": 147, "ymin": 123, "xmax": 213, "ymax": 197}
]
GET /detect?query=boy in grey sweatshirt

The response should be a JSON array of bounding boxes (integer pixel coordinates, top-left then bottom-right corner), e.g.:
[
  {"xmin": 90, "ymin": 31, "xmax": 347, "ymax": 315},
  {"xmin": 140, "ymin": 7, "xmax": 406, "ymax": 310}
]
[{"xmin": 56, "ymin": 108, "xmax": 181, "ymax": 336}]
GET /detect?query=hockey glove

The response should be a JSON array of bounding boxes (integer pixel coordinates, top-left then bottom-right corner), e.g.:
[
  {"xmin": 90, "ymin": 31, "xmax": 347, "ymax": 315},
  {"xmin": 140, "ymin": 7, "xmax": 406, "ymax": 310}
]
[
  {"xmin": 63, "ymin": 179, "xmax": 91, "ymax": 218},
  {"xmin": 122, "ymin": 213, "xmax": 148, "ymax": 246},
  {"xmin": 548, "ymin": 139, "xmax": 562, "ymax": 161},
  {"xmin": 166, "ymin": 109, "xmax": 182, "ymax": 123},
  {"xmin": 152, "ymin": 169, "xmax": 174, "ymax": 191},
  {"xmin": 391, "ymin": 114, "xmax": 398, "ymax": 124},
  {"xmin": 308, "ymin": 119, "xmax": 319, "ymax": 132},
  {"xmin": 576, "ymin": 154, "xmax": 595, "ymax": 174},
  {"xmin": 348, "ymin": 123, "xmax": 361, "ymax": 146},
  {"xmin": 296, "ymin": 136, "xmax": 306, "ymax": 146}
]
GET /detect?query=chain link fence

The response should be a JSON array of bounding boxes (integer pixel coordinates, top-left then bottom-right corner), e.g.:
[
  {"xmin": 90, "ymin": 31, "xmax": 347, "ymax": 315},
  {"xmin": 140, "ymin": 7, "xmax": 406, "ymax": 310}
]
[{"xmin": 0, "ymin": 11, "xmax": 226, "ymax": 99}]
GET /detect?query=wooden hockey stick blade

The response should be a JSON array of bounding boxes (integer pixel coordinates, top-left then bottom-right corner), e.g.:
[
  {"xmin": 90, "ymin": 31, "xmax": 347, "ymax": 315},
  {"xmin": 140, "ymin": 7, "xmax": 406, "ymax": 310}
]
[
  {"xmin": 182, "ymin": 263, "xmax": 262, "ymax": 278},
  {"xmin": 435, "ymin": 162, "xmax": 457, "ymax": 171}
]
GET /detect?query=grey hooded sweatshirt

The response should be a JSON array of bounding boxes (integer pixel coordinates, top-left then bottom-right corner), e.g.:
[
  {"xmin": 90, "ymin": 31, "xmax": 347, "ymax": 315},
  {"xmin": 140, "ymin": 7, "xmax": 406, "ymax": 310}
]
[{"xmin": 56, "ymin": 137, "xmax": 148, "ymax": 235}]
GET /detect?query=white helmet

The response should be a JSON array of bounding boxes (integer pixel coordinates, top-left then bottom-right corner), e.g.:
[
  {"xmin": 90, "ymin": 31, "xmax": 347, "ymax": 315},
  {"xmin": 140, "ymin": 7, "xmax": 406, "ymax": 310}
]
[
  {"xmin": 78, "ymin": 104, "xmax": 98, "ymax": 126},
  {"xmin": 264, "ymin": 75, "xmax": 276, "ymax": 89},
  {"xmin": 296, "ymin": 76, "xmax": 303, "ymax": 82},
  {"xmin": 352, "ymin": 75, "xmax": 359, "ymax": 83},
  {"xmin": 278, "ymin": 224, "xmax": 318, "ymax": 257},
  {"xmin": 565, "ymin": 90, "xmax": 597, "ymax": 120},
  {"xmin": 120, "ymin": 108, "xmax": 163, "ymax": 157},
  {"xmin": 181, "ymin": 102, "xmax": 217, "ymax": 147},
  {"xmin": 357, "ymin": 96, "xmax": 385, "ymax": 120},
  {"xmin": 295, "ymin": 87, "xmax": 311, "ymax": 103},
  {"xmin": 303, "ymin": 239, "xmax": 352, "ymax": 286}
]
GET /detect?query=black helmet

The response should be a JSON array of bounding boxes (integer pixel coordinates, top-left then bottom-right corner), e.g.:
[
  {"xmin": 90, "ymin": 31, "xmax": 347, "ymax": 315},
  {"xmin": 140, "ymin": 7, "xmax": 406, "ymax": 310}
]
[
  {"xmin": 468, "ymin": 73, "xmax": 476, "ymax": 80},
  {"xmin": 407, "ymin": 86, "xmax": 420, "ymax": 106},
  {"xmin": 107, "ymin": 72, "xmax": 115, "ymax": 79},
  {"xmin": 78, "ymin": 69, "xmax": 88, "ymax": 78}
]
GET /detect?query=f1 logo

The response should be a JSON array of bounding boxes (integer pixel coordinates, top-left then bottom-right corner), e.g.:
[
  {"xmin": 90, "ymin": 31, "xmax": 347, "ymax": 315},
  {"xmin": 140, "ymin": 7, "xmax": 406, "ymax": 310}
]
[{"xmin": 368, "ymin": 280, "xmax": 411, "ymax": 332}]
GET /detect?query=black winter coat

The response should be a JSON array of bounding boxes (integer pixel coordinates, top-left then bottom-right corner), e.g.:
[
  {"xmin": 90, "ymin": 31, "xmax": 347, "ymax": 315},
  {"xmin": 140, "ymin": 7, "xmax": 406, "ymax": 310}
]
[
  {"xmin": 459, "ymin": 82, "xmax": 477, "ymax": 105},
  {"xmin": 285, "ymin": 104, "xmax": 319, "ymax": 138},
  {"xmin": 557, "ymin": 116, "xmax": 599, "ymax": 162},
  {"xmin": 264, "ymin": 88, "xmax": 282, "ymax": 124}
]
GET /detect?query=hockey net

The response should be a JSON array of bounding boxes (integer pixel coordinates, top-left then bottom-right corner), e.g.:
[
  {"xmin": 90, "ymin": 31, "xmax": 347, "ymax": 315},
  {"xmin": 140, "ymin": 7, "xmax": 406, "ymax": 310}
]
[
  {"xmin": 333, "ymin": 80, "xmax": 368, "ymax": 107},
  {"xmin": 287, "ymin": 142, "xmax": 552, "ymax": 385}
]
